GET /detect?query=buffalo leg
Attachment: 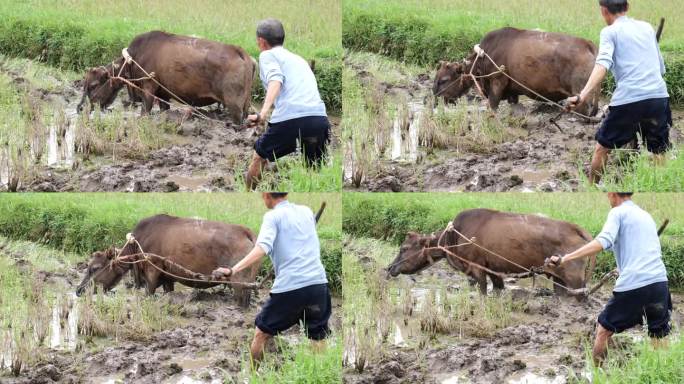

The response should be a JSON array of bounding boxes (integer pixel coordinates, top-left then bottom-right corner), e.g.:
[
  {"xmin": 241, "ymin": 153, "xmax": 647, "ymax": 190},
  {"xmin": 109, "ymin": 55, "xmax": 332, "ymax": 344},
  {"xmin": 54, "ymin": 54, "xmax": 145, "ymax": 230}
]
[
  {"xmin": 234, "ymin": 287, "xmax": 251, "ymax": 308},
  {"xmin": 470, "ymin": 269, "xmax": 488, "ymax": 295},
  {"xmin": 144, "ymin": 268, "xmax": 161, "ymax": 295},
  {"xmin": 489, "ymin": 274, "xmax": 505, "ymax": 293},
  {"xmin": 162, "ymin": 279, "xmax": 174, "ymax": 293},
  {"xmin": 159, "ymin": 96, "xmax": 170, "ymax": 112},
  {"xmin": 553, "ymin": 276, "xmax": 569, "ymax": 297},
  {"xmin": 140, "ymin": 82, "xmax": 158, "ymax": 116},
  {"xmin": 485, "ymin": 78, "xmax": 508, "ymax": 111}
]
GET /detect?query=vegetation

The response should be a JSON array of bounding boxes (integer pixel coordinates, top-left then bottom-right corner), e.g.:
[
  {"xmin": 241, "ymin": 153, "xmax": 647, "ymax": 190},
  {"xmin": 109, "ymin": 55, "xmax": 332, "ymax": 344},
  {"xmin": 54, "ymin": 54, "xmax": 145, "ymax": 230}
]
[
  {"xmin": 342, "ymin": 192, "xmax": 684, "ymax": 286},
  {"xmin": 344, "ymin": 0, "xmax": 684, "ymax": 104},
  {"xmin": 0, "ymin": 0, "xmax": 342, "ymax": 112},
  {"xmin": 582, "ymin": 146, "xmax": 684, "ymax": 192},
  {"xmin": 0, "ymin": 193, "xmax": 343, "ymax": 293},
  {"xmin": 246, "ymin": 334, "xmax": 343, "ymax": 383},
  {"xmin": 343, "ymin": 235, "xmax": 523, "ymax": 374},
  {"xmin": 586, "ymin": 334, "xmax": 684, "ymax": 384}
]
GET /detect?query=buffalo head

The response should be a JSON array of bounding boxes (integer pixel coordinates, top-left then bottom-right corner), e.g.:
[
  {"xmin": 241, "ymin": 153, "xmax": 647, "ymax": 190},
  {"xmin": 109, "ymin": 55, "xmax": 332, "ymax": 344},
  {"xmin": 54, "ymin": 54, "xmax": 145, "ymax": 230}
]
[
  {"xmin": 387, "ymin": 232, "xmax": 446, "ymax": 277},
  {"xmin": 433, "ymin": 60, "xmax": 474, "ymax": 103},
  {"xmin": 77, "ymin": 58, "xmax": 126, "ymax": 113},
  {"xmin": 75, "ymin": 247, "xmax": 129, "ymax": 296}
]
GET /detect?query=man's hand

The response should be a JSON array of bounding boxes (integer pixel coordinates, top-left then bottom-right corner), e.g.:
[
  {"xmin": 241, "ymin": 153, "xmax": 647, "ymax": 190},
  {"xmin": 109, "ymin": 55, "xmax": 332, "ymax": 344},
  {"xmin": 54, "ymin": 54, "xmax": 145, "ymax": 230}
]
[
  {"xmin": 545, "ymin": 254, "xmax": 565, "ymax": 268},
  {"xmin": 564, "ymin": 95, "xmax": 583, "ymax": 112},
  {"xmin": 246, "ymin": 113, "xmax": 261, "ymax": 127},
  {"xmin": 211, "ymin": 267, "xmax": 233, "ymax": 281}
]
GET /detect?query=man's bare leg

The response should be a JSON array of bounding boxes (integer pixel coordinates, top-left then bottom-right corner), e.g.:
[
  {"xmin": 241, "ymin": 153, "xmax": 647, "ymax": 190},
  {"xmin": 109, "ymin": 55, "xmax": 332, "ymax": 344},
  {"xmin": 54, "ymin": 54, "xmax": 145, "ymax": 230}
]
[
  {"xmin": 310, "ymin": 339, "xmax": 326, "ymax": 354},
  {"xmin": 651, "ymin": 336, "xmax": 669, "ymax": 350},
  {"xmin": 245, "ymin": 152, "xmax": 268, "ymax": 191},
  {"xmin": 592, "ymin": 323, "xmax": 614, "ymax": 366},
  {"xmin": 652, "ymin": 153, "xmax": 666, "ymax": 167},
  {"xmin": 250, "ymin": 327, "xmax": 273, "ymax": 369},
  {"xmin": 590, "ymin": 143, "xmax": 611, "ymax": 185}
]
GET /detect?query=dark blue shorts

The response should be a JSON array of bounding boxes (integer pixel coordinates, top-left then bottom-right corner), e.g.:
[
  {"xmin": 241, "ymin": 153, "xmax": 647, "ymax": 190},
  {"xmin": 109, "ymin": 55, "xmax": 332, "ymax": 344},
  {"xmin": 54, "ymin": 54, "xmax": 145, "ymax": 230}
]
[
  {"xmin": 255, "ymin": 283, "xmax": 331, "ymax": 340},
  {"xmin": 596, "ymin": 97, "xmax": 671, "ymax": 154},
  {"xmin": 598, "ymin": 281, "xmax": 672, "ymax": 338},
  {"xmin": 254, "ymin": 115, "xmax": 330, "ymax": 164}
]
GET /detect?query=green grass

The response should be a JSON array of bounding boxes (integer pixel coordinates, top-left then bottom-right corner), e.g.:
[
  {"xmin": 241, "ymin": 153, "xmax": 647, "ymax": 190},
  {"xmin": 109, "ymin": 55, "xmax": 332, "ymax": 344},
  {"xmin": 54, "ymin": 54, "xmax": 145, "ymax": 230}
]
[
  {"xmin": 582, "ymin": 146, "xmax": 684, "ymax": 192},
  {"xmin": 0, "ymin": 193, "xmax": 343, "ymax": 293},
  {"xmin": 0, "ymin": 0, "xmax": 341, "ymax": 112},
  {"xmin": 245, "ymin": 334, "xmax": 342, "ymax": 383},
  {"xmin": 235, "ymin": 152, "xmax": 343, "ymax": 193},
  {"xmin": 344, "ymin": 0, "xmax": 684, "ymax": 104},
  {"xmin": 585, "ymin": 334, "xmax": 684, "ymax": 383},
  {"xmin": 342, "ymin": 192, "xmax": 684, "ymax": 286}
]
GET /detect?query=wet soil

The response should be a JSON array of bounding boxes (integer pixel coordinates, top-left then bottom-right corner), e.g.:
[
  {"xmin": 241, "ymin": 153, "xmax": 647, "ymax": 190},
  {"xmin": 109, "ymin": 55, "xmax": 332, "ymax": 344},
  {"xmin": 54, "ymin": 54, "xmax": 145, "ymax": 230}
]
[
  {"xmin": 344, "ymin": 63, "xmax": 683, "ymax": 192},
  {"xmin": 1, "ymin": 63, "xmax": 338, "ymax": 192},
  {"xmin": 343, "ymin": 251, "xmax": 684, "ymax": 384},
  {"xmin": 0, "ymin": 241, "xmax": 342, "ymax": 384}
]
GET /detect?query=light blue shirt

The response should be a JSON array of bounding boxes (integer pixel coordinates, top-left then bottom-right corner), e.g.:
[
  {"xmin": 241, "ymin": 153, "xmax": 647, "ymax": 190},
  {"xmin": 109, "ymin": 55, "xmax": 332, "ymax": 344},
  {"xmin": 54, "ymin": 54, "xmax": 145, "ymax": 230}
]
[
  {"xmin": 256, "ymin": 200, "xmax": 328, "ymax": 293},
  {"xmin": 597, "ymin": 16, "xmax": 669, "ymax": 106},
  {"xmin": 259, "ymin": 46, "xmax": 327, "ymax": 123},
  {"xmin": 596, "ymin": 200, "xmax": 667, "ymax": 292}
]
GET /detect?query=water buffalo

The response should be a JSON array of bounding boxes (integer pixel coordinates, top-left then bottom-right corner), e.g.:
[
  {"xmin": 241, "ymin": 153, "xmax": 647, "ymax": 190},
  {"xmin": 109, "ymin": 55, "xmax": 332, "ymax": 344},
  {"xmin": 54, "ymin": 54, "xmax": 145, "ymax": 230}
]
[
  {"xmin": 433, "ymin": 28, "xmax": 599, "ymax": 117},
  {"xmin": 387, "ymin": 209, "xmax": 597, "ymax": 296},
  {"xmin": 77, "ymin": 30, "xmax": 256, "ymax": 123},
  {"xmin": 75, "ymin": 214, "xmax": 261, "ymax": 307}
]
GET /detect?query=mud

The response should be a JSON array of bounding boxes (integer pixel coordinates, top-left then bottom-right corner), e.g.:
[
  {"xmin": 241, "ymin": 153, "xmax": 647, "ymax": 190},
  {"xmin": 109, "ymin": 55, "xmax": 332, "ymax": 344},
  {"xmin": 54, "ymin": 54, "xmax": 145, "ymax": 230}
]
[
  {"xmin": 343, "ymin": 251, "xmax": 684, "ymax": 384},
  {"xmin": 1, "ymin": 241, "xmax": 342, "ymax": 384},
  {"xmin": 344, "ymin": 62, "xmax": 683, "ymax": 192},
  {"xmin": 0, "ymin": 62, "xmax": 338, "ymax": 192}
]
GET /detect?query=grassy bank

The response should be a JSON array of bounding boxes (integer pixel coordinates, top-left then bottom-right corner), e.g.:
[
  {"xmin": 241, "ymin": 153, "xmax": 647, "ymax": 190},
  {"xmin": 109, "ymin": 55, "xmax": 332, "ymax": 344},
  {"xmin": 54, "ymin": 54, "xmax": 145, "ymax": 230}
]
[
  {"xmin": 343, "ymin": 0, "xmax": 684, "ymax": 104},
  {"xmin": 342, "ymin": 193, "xmax": 684, "ymax": 286},
  {"xmin": 0, "ymin": 0, "xmax": 341, "ymax": 112},
  {"xmin": 0, "ymin": 193, "xmax": 343, "ymax": 293}
]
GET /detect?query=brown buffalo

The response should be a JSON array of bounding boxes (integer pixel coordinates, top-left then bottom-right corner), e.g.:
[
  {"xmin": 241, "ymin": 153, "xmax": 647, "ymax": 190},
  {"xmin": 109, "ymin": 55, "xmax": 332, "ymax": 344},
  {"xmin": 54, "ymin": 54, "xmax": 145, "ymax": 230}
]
[
  {"xmin": 75, "ymin": 214, "xmax": 261, "ymax": 307},
  {"xmin": 77, "ymin": 30, "xmax": 255, "ymax": 123},
  {"xmin": 387, "ymin": 209, "xmax": 597, "ymax": 296},
  {"xmin": 433, "ymin": 28, "xmax": 599, "ymax": 117}
]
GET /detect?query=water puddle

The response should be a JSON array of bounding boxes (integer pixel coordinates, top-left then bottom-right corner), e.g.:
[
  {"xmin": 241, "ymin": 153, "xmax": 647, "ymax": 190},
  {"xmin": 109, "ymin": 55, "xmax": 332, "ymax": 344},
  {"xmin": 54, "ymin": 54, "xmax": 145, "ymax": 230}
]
[
  {"xmin": 50, "ymin": 293, "xmax": 79, "ymax": 350},
  {"xmin": 507, "ymin": 372, "xmax": 566, "ymax": 384},
  {"xmin": 46, "ymin": 119, "xmax": 75, "ymax": 167},
  {"xmin": 390, "ymin": 99, "xmax": 424, "ymax": 162}
]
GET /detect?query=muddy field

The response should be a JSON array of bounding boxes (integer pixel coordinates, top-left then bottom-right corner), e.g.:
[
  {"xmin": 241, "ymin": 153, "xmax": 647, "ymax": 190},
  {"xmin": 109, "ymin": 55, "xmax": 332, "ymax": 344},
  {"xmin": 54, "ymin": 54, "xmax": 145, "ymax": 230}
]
[
  {"xmin": 0, "ymin": 239, "xmax": 342, "ymax": 384},
  {"xmin": 343, "ymin": 244, "xmax": 684, "ymax": 384},
  {"xmin": 0, "ymin": 63, "xmax": 339, "ymax": 192},
  {"xmin": 343, "ymin": 60, "xmax": 683, "ymax": 192}
]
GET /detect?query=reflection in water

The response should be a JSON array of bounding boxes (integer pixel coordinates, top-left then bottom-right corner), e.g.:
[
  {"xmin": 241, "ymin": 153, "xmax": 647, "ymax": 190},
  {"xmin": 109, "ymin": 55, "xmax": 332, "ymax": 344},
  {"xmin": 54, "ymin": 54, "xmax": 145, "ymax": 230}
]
[{"xmin": 50, "ymin": 294, "xmax": 79, "ymax": 350}]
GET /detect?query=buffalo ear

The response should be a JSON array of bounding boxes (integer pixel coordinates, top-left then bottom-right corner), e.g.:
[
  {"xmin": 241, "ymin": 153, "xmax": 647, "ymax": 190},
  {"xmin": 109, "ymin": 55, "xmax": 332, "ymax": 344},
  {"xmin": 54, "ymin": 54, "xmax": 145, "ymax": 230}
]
[
  {"xmin": 419, "ymin": 237, "xmax": 431, "ymax": 246},
  {"xmin": 437, "ymin": 60, "xmax": 447, "ymax": 69},
  {"xmin": 406, "ymin": 231, "xmax": 417, "ymax": 239}
]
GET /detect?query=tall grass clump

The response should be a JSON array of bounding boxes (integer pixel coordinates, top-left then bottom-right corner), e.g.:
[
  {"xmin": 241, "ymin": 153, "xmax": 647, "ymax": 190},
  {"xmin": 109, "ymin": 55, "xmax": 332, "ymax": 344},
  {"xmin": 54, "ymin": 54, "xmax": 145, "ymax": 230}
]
[
  {"xmin": 78, "ymin": 288, "xmax": 181, "ymax": 342},
  {"xmin": 586, "ymin": 146, "xmax": 684, "ymax": 192},
  {"xmin": 585, "ymin": 334, "xmax": 684, "ymax": 383},
  {"xmin": 244, "ymin": 334, "xmax": 343, "ymax": 383}
]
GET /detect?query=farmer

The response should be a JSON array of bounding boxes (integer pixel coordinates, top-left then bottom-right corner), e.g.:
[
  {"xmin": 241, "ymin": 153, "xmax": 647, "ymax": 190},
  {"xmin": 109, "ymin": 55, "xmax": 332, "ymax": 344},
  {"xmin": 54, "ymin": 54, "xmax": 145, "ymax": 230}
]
[
  {"xmin": 244, "ymin": 19, "xmax": 330, "ymax": 190},
  {"xmin": 211, "ymin": 192, "xmax": 331, "ymax": 366},
  {"xmin": 565, "ymin": 0, "xmax": 671, "ymax": 184},
  {"xmin": 547, "ymin": 192, "xmax": 671, "ymax": 365}
]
